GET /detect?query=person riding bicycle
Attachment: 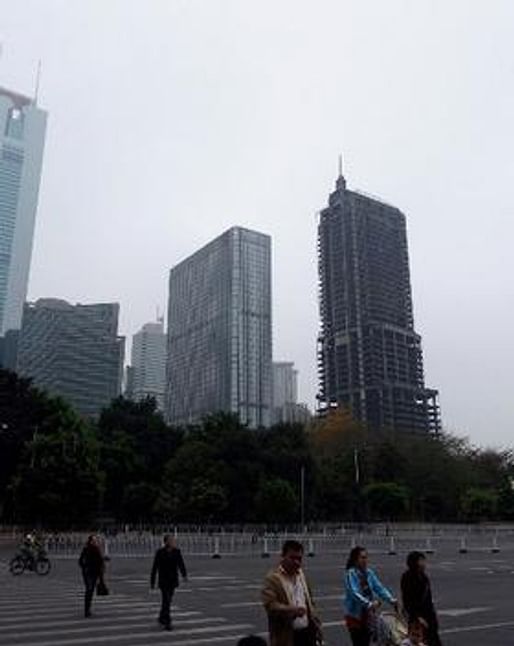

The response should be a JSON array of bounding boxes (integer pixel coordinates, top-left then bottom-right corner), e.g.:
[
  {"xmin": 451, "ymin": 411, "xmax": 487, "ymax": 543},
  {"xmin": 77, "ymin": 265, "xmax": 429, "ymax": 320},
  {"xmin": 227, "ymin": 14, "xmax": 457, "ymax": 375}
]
[{"xmin": 19, "ymin": 533, "xmax": 37, "ymax": 568}]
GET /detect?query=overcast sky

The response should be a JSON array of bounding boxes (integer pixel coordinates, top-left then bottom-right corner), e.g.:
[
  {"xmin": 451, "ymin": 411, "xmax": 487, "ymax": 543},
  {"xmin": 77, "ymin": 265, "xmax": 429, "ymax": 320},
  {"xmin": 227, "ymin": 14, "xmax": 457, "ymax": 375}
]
[{"xmin": 1, "ymin": 0, "xmax": 513, "ymax": 446}]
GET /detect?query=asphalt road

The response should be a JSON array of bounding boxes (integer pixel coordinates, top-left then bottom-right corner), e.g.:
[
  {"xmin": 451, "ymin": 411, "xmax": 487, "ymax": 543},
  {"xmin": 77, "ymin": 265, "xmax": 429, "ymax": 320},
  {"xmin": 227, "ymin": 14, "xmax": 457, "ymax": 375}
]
[{"xmin": 1, "ymin": 548, "xmax": 514, "ymax": 645}]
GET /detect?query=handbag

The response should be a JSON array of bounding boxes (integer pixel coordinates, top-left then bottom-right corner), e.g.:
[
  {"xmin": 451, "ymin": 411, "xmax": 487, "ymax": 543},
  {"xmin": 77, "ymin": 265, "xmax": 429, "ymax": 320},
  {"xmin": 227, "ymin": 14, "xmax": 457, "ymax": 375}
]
[{"xmin": 96, "ymin": 578, "xmax": 109, "ymax": 596}]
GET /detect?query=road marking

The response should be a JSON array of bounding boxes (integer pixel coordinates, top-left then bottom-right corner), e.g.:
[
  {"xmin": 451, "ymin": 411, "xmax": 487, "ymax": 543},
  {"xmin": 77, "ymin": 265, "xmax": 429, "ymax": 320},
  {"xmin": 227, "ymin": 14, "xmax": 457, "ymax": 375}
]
[
  {"xmin": 439, "ymin": 607, "xmax": 492, "ymax": 618},
  {"xmin": 4, "ymin": 623, "xmax": 255, "ymax": 646},
  {"xmin": 2, "ymin": 617, "xmax": 227, "ymax": 640},
  {"xmin": 441, "ymin": 620, "xmax": 514, "ymax": 634}
]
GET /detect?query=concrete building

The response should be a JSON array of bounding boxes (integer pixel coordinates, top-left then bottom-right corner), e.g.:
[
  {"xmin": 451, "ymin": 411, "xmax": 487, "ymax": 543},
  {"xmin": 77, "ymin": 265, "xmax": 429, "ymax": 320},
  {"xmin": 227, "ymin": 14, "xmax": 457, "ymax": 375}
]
[
  {"xmin": 317, "ymin": 165, "xmax": 440, "ymax": 432},
  {"xmin": 0, "ymin": 87, "xmax": 47, "ymax": 336},
  {"xmin": 272, "ymin": 362, "xmax": 312, "ymax": 425},
  {"xmin": 16, "ymin": 299, "xmax": 125, "ymax": 417},
  {"xmin": 127, "ymin": 319, "xmax": 166, "ymax": 410},
  {"xmin": 165, "ymin": 226, "xmax": 272, "ymax": 428}
]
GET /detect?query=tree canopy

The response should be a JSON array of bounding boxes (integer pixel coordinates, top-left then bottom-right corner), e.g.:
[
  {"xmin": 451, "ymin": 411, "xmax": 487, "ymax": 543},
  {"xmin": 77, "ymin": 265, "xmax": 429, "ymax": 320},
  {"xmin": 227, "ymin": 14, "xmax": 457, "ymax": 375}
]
[{"xmin": 1, "ymin": 368, "xmax": 513, "ymax": 527}]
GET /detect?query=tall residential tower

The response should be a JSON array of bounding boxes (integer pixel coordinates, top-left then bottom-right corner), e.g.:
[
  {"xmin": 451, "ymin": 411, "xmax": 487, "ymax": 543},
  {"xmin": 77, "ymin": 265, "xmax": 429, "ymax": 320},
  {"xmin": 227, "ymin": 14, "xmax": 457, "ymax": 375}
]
[
  {"xmin": 165, "ymin": 227, "xmax": 272, "ymax": 428},
  {"xmin": 0, "ymin": 87, "xmax": 47, "ymax": 335},
  {"xmin": 317, "ymin": 167, "xmax": 440, "ymax": 432}
]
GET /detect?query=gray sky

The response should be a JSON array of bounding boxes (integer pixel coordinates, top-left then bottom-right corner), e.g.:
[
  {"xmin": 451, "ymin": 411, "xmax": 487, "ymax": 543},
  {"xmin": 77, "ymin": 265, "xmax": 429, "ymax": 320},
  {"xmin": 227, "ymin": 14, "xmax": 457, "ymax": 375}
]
[{"xmin": 1, "ymin": 0, "xmax": 513, "ymax": 446}]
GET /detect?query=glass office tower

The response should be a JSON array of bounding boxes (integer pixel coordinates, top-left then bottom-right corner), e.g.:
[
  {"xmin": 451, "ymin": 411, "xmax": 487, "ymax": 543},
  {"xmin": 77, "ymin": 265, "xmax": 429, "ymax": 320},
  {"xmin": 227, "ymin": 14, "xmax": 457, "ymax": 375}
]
[
  {"xmin": 0, "ymin": 87, "xmax": 47, "ymax": 335},
  {"xmin": 165, "ymin": 227, "xmax": 272, "ymax": 428}
]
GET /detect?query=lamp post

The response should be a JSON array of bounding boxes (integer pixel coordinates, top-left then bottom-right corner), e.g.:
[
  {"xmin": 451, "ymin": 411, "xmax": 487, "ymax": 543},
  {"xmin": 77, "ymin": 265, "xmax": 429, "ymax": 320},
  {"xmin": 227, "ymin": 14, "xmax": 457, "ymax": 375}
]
[{"xmin": 300, "ymin": 465, "xmax": 305, "ymax": 531}]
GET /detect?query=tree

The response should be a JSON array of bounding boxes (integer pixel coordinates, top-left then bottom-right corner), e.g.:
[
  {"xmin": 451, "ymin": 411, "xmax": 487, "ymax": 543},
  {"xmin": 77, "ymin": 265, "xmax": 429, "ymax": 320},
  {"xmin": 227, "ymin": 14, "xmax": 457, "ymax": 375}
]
[
  {"xmin": 363, "ymin": 482, "xmax": 410, "ymax": 520},
  {"xmin": 255, "ymin": 478, "xmax": 299, "ymax": 524},
  {"xmin": 461, "ymin": 488, "xmax": 498, "ymax": 521}
]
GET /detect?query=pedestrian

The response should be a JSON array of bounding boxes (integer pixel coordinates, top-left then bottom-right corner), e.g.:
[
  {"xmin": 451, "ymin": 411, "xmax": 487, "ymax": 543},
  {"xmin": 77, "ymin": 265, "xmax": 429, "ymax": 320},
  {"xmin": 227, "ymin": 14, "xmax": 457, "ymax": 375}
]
[
  {"xmin": 401, "ymin": 551, "xmax": 442, "ymax": 646},
  {"xmin": 401, "ymin": 619, "xmax": 427, "ymax": 646},
  {"xmin": 261, "ymin": 539, "xmax": 322, "ymax": 646},
  {"xmin": 78, "ymin": 535, "xmax": 105, "ymax": 618},
  {"xmin": 344, "ymin": 546, "xmax": 398, "ymax": 646},
  {"xmin": 150, "ymin": 535, "xmax": 188, "ymax": 631}
]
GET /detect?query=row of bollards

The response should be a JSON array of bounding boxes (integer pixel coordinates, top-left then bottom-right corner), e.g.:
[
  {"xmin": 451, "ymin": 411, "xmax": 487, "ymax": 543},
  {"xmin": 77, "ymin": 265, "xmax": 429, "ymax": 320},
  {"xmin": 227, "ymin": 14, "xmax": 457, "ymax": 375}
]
[{"xmin": 210, "ymin": 534, "xmax": 502, "ymax": 560}]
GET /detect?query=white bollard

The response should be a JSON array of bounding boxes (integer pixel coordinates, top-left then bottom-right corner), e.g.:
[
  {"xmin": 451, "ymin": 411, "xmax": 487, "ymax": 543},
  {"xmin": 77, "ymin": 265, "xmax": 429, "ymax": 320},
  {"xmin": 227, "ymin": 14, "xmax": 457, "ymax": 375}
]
[
  {"xmin": 459, "ymin": 537, "xmax": 467, "ymax": 554},
  {"xmin": 261, "ymin": 537, "xmax": 270, "ymax": 558},
  {"xmin": 425, "ymin": 537, "xmax": 434, "ymax": 555},
  {"xmin": 308, "ymin": 538, "xmax": 315, "ymax": 557},
  {"xmin": 492, "ymin": 534, "xmax": 500, "ymax": 554},
  {"xmin": 212, "ymin": 536, "xmax": 221, "ymax": 559},
  {"xmin": 388, "ymin": 536, "xmax": 396, "ymax": 556}
]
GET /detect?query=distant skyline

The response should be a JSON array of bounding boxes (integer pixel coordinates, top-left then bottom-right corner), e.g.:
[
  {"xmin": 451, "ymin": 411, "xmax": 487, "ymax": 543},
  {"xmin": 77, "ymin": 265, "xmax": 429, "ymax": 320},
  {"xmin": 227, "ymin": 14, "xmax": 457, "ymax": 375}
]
[{"xmin": 1, "ymin": 0, "xmax": 513, "ymax": 444}]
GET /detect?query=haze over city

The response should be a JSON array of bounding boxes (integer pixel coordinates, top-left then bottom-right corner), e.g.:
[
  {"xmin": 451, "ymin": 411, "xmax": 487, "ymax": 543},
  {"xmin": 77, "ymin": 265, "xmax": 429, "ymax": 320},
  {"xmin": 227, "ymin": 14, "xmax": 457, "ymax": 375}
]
[{"xmin": 1, "ymin": 0, "xmax": 513, "ymax": 444}]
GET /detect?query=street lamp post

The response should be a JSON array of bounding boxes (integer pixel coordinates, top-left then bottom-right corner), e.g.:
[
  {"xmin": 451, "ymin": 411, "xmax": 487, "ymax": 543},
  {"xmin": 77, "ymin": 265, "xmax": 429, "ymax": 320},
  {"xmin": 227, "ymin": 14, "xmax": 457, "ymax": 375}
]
[{"xmin": 300, "ymin": 465, "xmax": 305, "ymax": 531}]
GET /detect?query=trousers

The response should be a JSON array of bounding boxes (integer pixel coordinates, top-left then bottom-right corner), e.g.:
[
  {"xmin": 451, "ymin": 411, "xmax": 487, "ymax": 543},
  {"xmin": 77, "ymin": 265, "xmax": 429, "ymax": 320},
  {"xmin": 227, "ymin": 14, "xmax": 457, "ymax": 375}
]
[
  {"xmin": 159, "ymin": 587, "xmax": 175, "ymax": 627},
  {"xmin": 82, "ymin": 572, "xmax": 99, "ymax": 616}
]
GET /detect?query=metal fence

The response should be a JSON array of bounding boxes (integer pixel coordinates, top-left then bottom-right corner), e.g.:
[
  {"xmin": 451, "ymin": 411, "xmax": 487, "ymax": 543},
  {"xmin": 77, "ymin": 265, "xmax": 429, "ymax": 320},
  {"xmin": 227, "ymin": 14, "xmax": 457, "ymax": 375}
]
[{"xmin": 27, "ymin": 524, "xmax": 514, "ymax": 559}]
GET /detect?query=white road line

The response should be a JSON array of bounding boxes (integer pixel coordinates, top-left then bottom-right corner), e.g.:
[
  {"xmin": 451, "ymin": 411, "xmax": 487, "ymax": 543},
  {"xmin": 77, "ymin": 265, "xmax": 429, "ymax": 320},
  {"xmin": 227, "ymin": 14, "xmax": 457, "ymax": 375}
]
[
  {"xmin": 441, "ymin": 620, "xmax": 514, "ymax": 634},
  {"xmin": 2, "ymin": 617, "xmax": 227, "ymax": 640},
  {"xmin": 0, "ymin": 611, "xmax": 201, "ymax": 628},
  {"xmin": 3, "ymin": 623, "xmax": 255, "ymax": 646}
]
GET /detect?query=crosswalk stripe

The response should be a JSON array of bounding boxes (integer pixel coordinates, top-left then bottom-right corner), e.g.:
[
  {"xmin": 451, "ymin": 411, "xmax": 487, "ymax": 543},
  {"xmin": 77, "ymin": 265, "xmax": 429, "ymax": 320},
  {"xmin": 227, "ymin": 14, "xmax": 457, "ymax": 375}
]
[
  {"xmin": 4, "ymin": 623, "xmax": 254, "ymax": 646},
  {"xmin": 2, "ymin": 617, "xmax": 227, "ymax": 640}
]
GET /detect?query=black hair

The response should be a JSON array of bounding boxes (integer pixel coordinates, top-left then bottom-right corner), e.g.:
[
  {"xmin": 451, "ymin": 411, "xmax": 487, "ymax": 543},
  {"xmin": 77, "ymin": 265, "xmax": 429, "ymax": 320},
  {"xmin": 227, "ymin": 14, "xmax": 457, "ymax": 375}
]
[
  {"xmin": 281, "ymin": 539, "xmax": 304, "ymax": 556},
  {"xmin": 406, "ymin": 550, "xmax": 426, "ymax": 570},
  {"xmin": 237, "ymin": 637, "xmax": 268, "ymax": 646},
  {"xmin": 346, "ymin": 545, "xmax": 367, "ymax": 570}
]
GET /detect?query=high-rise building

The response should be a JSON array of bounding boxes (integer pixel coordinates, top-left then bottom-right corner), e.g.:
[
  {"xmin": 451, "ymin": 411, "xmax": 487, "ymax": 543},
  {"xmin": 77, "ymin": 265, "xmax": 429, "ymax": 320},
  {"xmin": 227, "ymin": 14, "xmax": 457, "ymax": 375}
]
[
  {"xmin": 165, "ymin": 226, "xmax": 272, "ymax": 428},
  {"xmin": 0, "ymin": 87, "xmax": 47, "ymax": 336},
  {"xmin": 127, "ymin": 319, "xmax": 166, "ymax": 410},
  {"xmin": 272, "ymin": 361, "xmax": 312, "ymax": 425},
  {"xmin": 16, "ymin": 299, "xmax": 125, "ymax": 417},
  {"xmin": 317, "ymin": 166, "xmax": 440, "ymax": 432}
]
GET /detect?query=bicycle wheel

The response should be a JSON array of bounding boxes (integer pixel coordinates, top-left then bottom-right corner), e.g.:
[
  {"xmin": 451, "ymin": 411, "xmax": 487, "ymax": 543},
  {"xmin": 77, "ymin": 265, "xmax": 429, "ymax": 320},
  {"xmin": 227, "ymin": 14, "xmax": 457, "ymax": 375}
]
[
  {"xmin": 35, "ymin": 558, "xmax": 51, "ymax": 576},
  {"xmin": 9, "ymin": 557, "xmax": 25, "ymax": 576}
]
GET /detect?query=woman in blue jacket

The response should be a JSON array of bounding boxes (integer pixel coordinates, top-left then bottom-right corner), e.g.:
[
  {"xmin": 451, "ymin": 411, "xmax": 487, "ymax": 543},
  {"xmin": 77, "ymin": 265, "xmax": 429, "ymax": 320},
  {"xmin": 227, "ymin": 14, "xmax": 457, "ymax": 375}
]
[{"xmin": 344, "ymin": 545, "xmax": 398, "ymax": 646}]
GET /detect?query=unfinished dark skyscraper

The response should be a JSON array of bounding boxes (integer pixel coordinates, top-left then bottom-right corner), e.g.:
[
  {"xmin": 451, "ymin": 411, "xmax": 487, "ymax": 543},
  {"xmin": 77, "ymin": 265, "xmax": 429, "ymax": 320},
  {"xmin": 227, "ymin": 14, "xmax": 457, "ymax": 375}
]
[{"xmin": 317, "ymin": 165, "xmax": 440, "ymax": 432}]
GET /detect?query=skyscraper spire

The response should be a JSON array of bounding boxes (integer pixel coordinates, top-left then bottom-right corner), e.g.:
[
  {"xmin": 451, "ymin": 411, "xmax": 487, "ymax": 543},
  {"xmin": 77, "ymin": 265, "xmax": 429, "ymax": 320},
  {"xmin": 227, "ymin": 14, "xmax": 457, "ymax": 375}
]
[
  {"xmin": 34, "ymin": 60, "xmax": 42, "ymax": 105},
  {"xmin": 338, "ymin": 153, "xmax": 343, "ymax": 178}
]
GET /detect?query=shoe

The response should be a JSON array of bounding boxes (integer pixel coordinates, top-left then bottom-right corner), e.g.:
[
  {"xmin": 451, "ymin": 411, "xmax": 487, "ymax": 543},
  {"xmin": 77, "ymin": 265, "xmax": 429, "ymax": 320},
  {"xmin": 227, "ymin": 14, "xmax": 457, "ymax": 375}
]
[
  {"xmin": 85, "ymin": 611, "xmax": 92, "ymax": 618},
  {"xmin": 163, "ymin": 624, "xmax": 172, "ymax": 631}
]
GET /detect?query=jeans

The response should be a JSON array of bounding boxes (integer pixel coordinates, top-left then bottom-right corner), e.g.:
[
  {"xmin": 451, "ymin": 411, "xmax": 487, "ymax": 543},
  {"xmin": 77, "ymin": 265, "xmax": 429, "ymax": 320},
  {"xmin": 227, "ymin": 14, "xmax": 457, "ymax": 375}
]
[
  {"xmin": 348, "ymin": 625, "xmax": 371, "ymax": 646},
  {"xmin": 82, "ymin": 572, "xmax": 99, "ymax": 616},
  {"xmin": 159, "ymin": 587, "xmax": 175, "ymax": 627}
]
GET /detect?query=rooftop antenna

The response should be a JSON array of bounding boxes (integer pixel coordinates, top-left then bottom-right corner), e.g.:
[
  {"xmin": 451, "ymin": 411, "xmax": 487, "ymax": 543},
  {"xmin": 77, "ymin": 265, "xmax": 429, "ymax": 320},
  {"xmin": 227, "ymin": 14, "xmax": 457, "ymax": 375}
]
[
  {"xmin": 34, "ymin": 59, "xmax": 41, "ymax": 105},
  {"xmin": 338, "ymin": 153, "xmax": 343, "ymax": 178}
]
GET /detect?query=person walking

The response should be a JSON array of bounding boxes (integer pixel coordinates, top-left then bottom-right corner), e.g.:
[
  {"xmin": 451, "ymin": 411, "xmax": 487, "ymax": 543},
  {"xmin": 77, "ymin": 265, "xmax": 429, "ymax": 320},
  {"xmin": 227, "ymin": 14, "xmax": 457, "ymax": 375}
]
[
  {"xmin": 150, "ymin": 535, "xmax": 188, "ymax": 631},
  {"xmin": 401, "ymin": 551, "xmax": 442, "ymax": 646},
  {"xmin": 78, "ymin": 535, "xmax": 105, "ymax": 618},
  {"xmin": 344, "ymin": 546, "xmax": 398, "ymax": 646},
  {"xmin": 261, "ymin": 539, "xmax": 322, "ymax": 646}
]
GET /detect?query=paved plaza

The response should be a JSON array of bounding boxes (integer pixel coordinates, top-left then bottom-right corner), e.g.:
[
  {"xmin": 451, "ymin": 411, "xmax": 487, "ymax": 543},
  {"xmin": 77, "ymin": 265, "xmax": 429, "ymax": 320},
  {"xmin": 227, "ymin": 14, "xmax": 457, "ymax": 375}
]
[{"xmin": 1, "ymin": 548, "xmax": 514, "ymax": 645}]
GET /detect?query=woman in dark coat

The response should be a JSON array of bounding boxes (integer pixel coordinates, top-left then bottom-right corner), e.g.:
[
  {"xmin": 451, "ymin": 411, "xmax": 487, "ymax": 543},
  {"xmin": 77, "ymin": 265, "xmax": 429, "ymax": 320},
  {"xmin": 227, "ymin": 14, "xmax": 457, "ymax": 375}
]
[
  {"xmin": 79, "ymin": 535, "xmax": 105, "ymax": 618},
  {"xmin": 401, "ymin": 551, "xmax": 442, "ymax": 646}
]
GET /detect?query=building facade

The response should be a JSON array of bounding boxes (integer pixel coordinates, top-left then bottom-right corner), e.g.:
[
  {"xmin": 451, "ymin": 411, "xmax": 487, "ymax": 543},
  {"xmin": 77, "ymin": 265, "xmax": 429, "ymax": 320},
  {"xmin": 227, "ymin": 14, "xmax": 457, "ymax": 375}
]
[
  {"xmin": 127, "ymin": 319, "xmax": 166, "ymax": 410},
  {"xmin": 165, "ymin": 227, "xmax": 272, "ymax": 428},
  {"xmin": 317, "ymin": 169, "xmax": 440, "ymax": 432},
  {"xmin": 16, "ymin": 299, "xmax": 125, "ymax": 417},
  {"xmin": 0, "ymin": 87, "xmax": 47, "ymax": 336}
]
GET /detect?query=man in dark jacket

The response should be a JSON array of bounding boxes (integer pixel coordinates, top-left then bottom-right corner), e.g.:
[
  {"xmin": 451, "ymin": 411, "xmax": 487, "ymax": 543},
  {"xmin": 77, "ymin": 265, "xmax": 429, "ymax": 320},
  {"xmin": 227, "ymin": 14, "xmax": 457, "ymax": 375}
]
[
  {"xmin": 150, "ymin": 535, "xmax": 188, "ymax": 630},
  {"xmin": 401, "ymin": 551, "xmax": 442, "ymax": 646}
]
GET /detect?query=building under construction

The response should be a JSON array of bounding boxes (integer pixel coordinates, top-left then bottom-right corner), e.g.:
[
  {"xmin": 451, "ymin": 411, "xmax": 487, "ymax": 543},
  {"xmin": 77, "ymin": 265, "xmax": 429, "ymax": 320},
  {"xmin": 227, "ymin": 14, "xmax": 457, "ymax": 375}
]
[{"xmin": 317, "ymin": 166, "xmax": 440, "ymax": 433}]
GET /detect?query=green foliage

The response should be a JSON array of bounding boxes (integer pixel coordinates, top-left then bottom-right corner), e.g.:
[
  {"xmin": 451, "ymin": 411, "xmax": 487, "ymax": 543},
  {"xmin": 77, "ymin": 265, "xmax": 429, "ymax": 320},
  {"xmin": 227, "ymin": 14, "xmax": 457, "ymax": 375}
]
[
  {"xmin": 255, "ymin": 478, "xmax": 299, "ymax": 523},
  {"xmin": 363, "ymin": 482, "xmax": 410, "ymax": 520},
  {"xmin": 461, "ymin": 488, "xmax": 498, "ymax": 521},
  {"xmin": 2, "ymin": 368, "xmax": 514, "ymax": 526}
]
